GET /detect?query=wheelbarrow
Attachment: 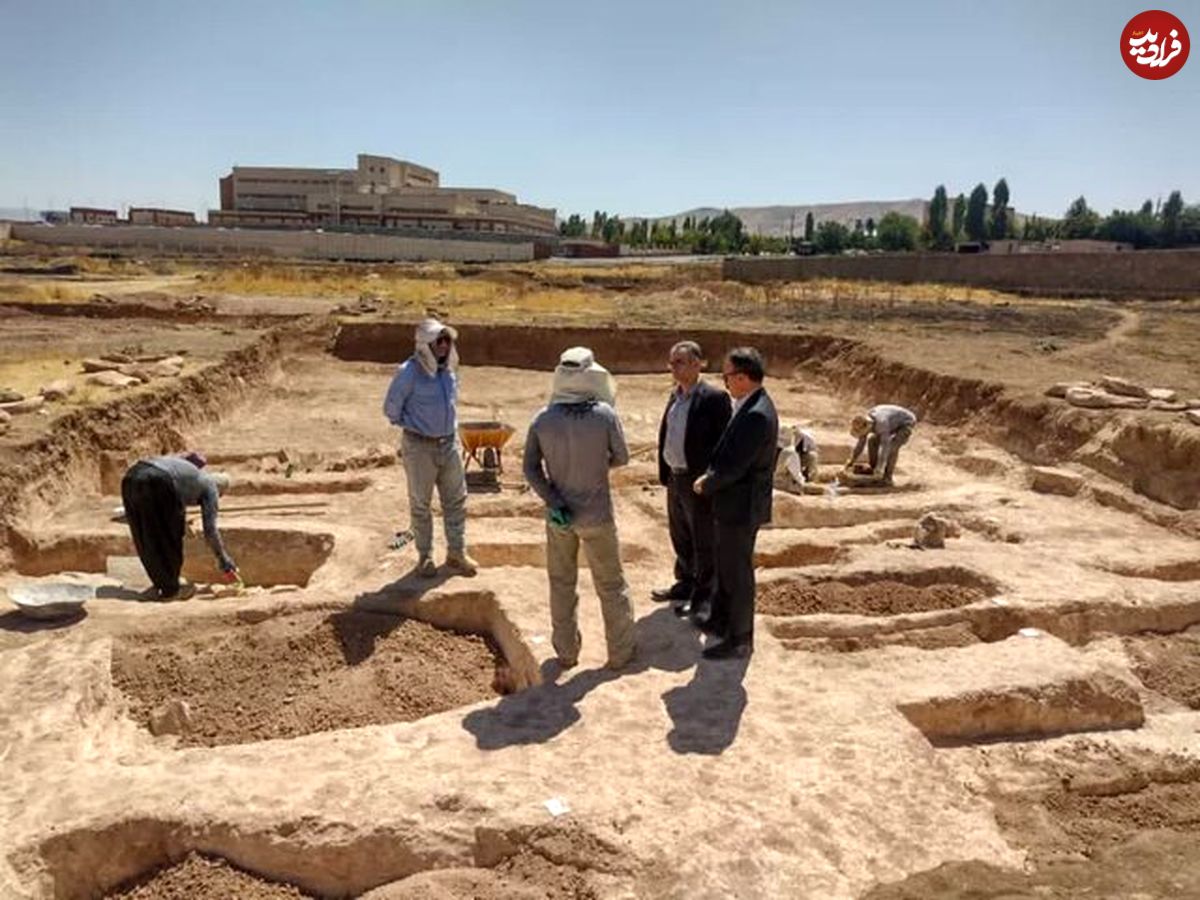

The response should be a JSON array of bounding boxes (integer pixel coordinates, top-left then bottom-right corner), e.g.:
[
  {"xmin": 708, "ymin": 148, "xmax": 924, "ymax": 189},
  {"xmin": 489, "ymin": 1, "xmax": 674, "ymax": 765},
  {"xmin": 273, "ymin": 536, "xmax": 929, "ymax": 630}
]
[{"xmin": 458, "ymin": 421, "xmax": 515, "ymax": 492}]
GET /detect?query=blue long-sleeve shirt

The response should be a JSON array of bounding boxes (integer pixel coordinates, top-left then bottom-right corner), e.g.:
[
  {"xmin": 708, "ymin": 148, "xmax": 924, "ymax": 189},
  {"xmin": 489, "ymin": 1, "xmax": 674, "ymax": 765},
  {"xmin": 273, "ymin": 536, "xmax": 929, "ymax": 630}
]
[
  {"xmin": 382, "ymin": 358, "xmax": 458, "ymax": 438},
  {"xmin": 146, "ymin": 456, "xmax": 234, "ymax": 569}
]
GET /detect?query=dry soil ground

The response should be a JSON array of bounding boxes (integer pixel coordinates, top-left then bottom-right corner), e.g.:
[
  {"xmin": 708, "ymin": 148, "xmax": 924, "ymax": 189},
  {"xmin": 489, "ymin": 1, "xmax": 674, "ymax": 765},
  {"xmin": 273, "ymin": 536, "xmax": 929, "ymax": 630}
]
[{"xmin": 1, "ymin": 255, "xmax": 1200, "ymax": 898}]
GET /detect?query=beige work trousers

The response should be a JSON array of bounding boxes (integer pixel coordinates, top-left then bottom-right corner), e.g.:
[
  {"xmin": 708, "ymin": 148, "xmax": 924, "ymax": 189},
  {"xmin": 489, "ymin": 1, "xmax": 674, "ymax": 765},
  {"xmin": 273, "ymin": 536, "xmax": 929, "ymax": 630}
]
[{"xmin": 545, "ymin": 519, "xmax": 636, "ymax": 667}]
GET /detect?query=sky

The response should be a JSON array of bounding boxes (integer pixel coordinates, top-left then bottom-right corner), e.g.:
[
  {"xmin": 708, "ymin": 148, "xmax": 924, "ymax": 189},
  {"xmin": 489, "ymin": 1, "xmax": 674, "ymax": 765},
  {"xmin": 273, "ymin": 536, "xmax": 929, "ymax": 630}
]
[{"xmin": 1, "ymin": 0, "xmax": 1197, "ymax": 220}]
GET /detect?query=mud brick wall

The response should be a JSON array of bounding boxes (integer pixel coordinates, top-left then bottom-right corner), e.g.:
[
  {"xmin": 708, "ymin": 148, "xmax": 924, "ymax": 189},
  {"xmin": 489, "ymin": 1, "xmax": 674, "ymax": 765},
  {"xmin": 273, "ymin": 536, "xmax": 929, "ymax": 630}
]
[{"xmin": 724, "ymin": 250, "xmax": 1200, "ymax": 298}]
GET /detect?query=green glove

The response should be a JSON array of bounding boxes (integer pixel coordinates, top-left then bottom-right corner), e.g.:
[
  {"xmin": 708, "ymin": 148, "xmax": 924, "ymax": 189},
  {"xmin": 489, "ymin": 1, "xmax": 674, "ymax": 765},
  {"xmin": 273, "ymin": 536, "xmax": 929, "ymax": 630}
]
[{"xmin": 547, "ymin": 507, "xmax": 572, "ymax": 530}]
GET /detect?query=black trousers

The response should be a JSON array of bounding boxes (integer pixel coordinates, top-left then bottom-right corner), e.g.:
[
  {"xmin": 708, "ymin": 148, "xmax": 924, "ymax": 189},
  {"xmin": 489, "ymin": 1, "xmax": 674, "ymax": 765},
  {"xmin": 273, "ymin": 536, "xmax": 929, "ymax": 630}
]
[
  {"xmin": 667, "ymin": 472, "xmax": 717, "ymax": 602},
  {"xmin": 710, "ymin": 522, "xmax": 759, "ymax": 643},
  {"xmin": 121, "ymin": 462, "xmax": 185, "ymax": 594}
]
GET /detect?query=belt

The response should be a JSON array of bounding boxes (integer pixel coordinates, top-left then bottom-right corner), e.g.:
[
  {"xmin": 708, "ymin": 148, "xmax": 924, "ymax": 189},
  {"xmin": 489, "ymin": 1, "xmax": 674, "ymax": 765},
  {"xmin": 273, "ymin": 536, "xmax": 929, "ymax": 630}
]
[{"xmin": 403, "ymin": 430, "xmax": 454, "ymax": 443}]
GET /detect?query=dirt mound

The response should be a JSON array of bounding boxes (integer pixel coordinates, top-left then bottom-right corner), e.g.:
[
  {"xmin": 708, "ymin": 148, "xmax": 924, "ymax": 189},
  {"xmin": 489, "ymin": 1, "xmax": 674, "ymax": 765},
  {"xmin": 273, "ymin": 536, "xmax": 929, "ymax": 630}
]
[
  {"xmin": 758, "ymin": 579, "xmax": 987, "ymax": 617},
  {"xmin": 1125, "ymin": 628, "xmax": 1200, "ymax": 708},
  {"xmin": 112, "ymin": 610, "xmax": 502, "ymax": 747},
  {"xmin": 105, "ymin": 852, "xmax": 312, "ymax": 899},
  {"xmin": 863, "ymin": 831, "xmax": 1200, "ymax": 899}
]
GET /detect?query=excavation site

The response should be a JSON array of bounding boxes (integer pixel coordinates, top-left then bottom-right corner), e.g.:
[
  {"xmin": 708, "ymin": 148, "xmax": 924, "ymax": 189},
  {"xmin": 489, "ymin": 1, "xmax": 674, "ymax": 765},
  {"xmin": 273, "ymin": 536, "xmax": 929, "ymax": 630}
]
[{"xmin": 2, "ymin": 258, "xmax": 1200, "ymax": 898}]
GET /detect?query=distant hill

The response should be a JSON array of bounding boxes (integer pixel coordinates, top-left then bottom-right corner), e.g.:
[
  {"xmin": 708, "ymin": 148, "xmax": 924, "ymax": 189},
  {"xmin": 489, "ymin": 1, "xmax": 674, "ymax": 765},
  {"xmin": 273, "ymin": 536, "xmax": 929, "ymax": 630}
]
[{"xmin": 653, "ymin": 199, "xmax": 930, "ymax": 238}]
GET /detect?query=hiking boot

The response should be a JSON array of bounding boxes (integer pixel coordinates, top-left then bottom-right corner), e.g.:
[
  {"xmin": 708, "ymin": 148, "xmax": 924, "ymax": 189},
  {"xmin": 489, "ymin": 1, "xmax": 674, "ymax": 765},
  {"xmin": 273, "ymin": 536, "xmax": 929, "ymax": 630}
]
[
  {"xmin": 416, "ymin": 556, "xmax": 438, "ymax": 578},
  {"xmin": 157, "ymin": 582, "xmax": 196, "ymax": 602},
  {"xmin": 444, "ymin": 551, "xmax": 479, "ymax": 577}
]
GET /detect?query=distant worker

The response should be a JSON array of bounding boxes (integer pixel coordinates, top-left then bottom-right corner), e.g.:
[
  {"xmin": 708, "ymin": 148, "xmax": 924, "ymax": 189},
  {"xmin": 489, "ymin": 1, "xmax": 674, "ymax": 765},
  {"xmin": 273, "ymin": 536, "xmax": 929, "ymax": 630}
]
[
  {"xmin": 844, "ymin": 404, "xmax": 917, "ymax": 486},
  {"xmin": 383, "ymin": 317, "xmax": 478, "ymax": 578},
  {"xmin": 523, "ymin": 347, "xmax": 635, "ymax": 671},
  {"xmin": 653, "ymin": 340, "xmax": 731, "ymax": 619},
  {"xmin": 774, "ymin": 426, "xmax": 820, "ymax": 491},
  {"xmin": 120, "ymin": 451, "xmax": 237, "ymax": 601}
]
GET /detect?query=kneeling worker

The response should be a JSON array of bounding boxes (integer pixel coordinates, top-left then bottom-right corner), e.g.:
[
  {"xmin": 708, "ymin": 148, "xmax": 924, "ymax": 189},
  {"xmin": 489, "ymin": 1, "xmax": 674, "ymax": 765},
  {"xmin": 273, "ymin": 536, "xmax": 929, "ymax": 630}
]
[
  {"xmin": 775, "ymin": 426, "xmax": 820, "ymax": 491},
  {"xmin": 121, "ymin": 451, "xmax": 238, "ymax": 600},
  {"xmin": 844, "ymin": 405, "xmax": 917, "ymax": 486}
]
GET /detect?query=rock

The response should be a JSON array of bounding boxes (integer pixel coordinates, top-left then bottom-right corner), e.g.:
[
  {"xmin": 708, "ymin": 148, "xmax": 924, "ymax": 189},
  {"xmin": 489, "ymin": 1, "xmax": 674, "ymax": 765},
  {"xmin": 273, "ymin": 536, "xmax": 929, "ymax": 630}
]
[
  {"xmin": 1045, "ymin": 382, "xmax": 1090, "ymax": 399},
  {"xmin": 1030, "ymin": 466, "xmax": 1085, "ymax": 497},
  {"xmin": 1187, "ymin": 410, "xmax": 1200, "ymax": 426},
  {"xmin": 1149, "ymin": 399, "xmax": 1188, "ymax": 412},
  {"xmin": 0, "ymin": 396, "xmax": 46, "ymax": 415},
  {"xmin": 118, "ymin": 361, "xmax": 180, "ymax": 382},
  {"xmin": 81, "ymin": 358, "xmax": 122, "ymax": 373},
  {"xmin": 1065, "ymin": 387, "xmax": 1148, "ymax": 410},
  {"xmin": 913, "ymin": 513, "xmax": 960, "ymax": 549},
  {"xmin": 100, "ymin": 352, "xmax": 135, "ymax": 365},
  {"xmin": 86, "ymin": 370, "xmax": 140, "ymax": 389},
  {"xmin": 148, "ymin": 699, "xmax": 192, "ymax": 737},
  {"xmin": 161, "ymin": 356, "xmax": 186, "ymax": 368},
  {"xmin": 39, "ymin": 380, "xmax": 75, "ymax": 401},
  {"xmin": 1147, "ymin": 387, "xmax": 1178, "ymax": 402},
  {"xmin": 145, "ymin": 361, "xmax": 182, "ymax": 378},
  {"xmin": 0, "ymin": 388, "xmax": 23, "ymax": 403},
  {"xmin": 0, "ymin": 408, "xmax": 10, "ymax": 424},
  {"xmin": 1186, "ymin": 399, "xmax": 1200, "ymax": 409},
  {"xmin": 1099, "ymin": 376, "xmax": 1149, "ymax": 398}
]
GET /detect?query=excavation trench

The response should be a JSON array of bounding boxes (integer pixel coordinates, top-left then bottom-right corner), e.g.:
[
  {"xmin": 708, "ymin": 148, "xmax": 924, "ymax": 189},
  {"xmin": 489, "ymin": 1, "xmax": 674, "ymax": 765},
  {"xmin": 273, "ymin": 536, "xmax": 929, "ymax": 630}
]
[
  {"xmin": 757, "ymin": 566, "xmax": 1000, "ymax": 618},
  {"xmin": 25, "ymin": 815, "xmax": 633, "ymax": 900},
  {"xmin": 111, "ymin": 607, "xmax": 506, "ymax": 747},
  {"xmin": 10, "ymin": 526, "xmax": 334, "ymax": 588}
]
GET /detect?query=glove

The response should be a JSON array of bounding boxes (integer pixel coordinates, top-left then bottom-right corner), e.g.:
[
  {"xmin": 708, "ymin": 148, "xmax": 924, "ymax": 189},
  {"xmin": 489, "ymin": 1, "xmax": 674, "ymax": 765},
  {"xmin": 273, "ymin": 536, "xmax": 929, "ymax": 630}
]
[
  {"xmin": 547, "ymin": 507, "xmax": 572, "ymax": 530},
  {"xmin": 220, "ymin": 563, "xmax": 243, "ymax": 587}
]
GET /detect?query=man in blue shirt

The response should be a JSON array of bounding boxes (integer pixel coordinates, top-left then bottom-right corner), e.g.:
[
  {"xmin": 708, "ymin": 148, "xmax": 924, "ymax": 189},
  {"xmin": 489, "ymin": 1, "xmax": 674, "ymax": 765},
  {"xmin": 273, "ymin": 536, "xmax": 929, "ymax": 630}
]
[{"xmin": 383, "ymin": 318, "xmax": 477, "ymax": 577}]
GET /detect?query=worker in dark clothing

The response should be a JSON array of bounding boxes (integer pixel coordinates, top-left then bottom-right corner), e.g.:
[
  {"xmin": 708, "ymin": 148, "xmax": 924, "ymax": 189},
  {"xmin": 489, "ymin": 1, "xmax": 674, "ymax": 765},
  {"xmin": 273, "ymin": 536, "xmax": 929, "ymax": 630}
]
[{"xmin": 121, "ymin": 451, "xmax": 238, "ymax": 600}]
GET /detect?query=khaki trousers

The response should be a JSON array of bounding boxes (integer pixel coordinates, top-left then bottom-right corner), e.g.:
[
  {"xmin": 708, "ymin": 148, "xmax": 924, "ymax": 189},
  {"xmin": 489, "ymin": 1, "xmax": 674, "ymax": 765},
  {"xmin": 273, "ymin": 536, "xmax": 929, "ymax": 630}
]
[{"xmin": 545, "ymin": 520, "xmax": 636, "ymax": 667}]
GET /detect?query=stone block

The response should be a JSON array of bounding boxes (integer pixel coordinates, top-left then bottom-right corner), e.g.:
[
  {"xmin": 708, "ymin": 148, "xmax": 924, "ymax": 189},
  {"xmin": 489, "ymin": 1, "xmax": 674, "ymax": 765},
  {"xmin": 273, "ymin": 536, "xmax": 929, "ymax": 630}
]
[
  {"xmin": 1030, "ymin": 466, "xmax": 1085, "ymax": 496},
  {"xmin": 1100, "ymin": 375, "xmax": 1149, "ymax": 398}
]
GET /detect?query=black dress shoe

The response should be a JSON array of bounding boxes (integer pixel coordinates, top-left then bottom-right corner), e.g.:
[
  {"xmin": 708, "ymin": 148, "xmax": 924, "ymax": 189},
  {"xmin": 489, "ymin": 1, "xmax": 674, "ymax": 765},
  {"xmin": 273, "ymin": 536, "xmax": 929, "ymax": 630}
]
[
  {"xmin": 701, "ymin": 637, "xmax": 753, "ymax": 660},
  {"xmin": 673, "ymin": 600, "xmax": 694, "ymax": 618},
  {"xmin": 652, "ymin": 584, "xmax": 692, "ymax": 602}
]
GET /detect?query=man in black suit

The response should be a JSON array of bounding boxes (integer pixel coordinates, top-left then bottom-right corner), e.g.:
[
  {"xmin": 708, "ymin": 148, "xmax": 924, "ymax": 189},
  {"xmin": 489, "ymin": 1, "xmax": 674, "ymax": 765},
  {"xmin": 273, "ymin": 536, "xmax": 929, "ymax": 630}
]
[
  {"xmin": 693, "ymin": 347, "xmax": 779, "ymax": 660},
  {"xmin": 653, "ymin": 341, "xmax": 732, "ymax": 618}
]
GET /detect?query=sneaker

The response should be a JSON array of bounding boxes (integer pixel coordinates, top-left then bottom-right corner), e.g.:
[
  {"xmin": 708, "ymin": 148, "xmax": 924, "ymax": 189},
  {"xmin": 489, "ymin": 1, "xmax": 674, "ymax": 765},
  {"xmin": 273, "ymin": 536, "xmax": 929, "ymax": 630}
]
[
  {"xmin": 444, "ymin": 551, "xmax": 479, "ymax": 577},
  {"xmin": 416, "ymin": 556, "xmax": 438, "ymax": 578}
]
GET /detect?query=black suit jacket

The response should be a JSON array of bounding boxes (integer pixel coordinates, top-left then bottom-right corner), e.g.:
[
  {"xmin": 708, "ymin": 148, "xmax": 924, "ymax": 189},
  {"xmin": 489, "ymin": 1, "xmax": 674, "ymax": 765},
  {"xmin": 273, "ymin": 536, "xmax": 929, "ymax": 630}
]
[
  {"xmin": 657, "ymin": 380, "xmax": 733, "ymax": 486},
  {"xmin": 699, "ymin": 387, "xmax": 779, "ymax": 527}
]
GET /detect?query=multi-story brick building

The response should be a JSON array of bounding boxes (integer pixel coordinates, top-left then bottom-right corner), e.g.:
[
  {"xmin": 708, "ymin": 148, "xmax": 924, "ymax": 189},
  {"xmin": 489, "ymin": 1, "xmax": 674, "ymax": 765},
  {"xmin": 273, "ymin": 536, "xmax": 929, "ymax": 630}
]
[
  {"xmin": 211, "ymin": 153, "xmax": 555, "ymax": 235},
  {"xmin": 128, "ymin": 207, "xmax": 197, "ymax": 227},
  {"xmin": 69, "ymin": 207, "xmax": 119, "ymax": 225}
]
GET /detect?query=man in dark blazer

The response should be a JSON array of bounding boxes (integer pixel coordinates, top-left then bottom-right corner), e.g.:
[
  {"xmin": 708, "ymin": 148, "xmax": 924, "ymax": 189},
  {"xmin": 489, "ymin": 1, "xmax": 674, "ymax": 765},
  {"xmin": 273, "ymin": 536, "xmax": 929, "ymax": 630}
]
[
  {"xmin": 653, "ymin": 341, "xmax": 732, "ymax": 617},
  {"xmin": 693, "ymin": 347, "xmax": 779, "ymax": 660}
]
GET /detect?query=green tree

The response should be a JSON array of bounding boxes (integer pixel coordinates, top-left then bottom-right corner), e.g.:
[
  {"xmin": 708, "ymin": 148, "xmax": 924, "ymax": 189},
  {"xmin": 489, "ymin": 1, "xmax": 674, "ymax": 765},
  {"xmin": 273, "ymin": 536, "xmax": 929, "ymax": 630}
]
[
  {"xmin": 804, "ymin": 211, "xmax": 814, "ymax": 241},
  {"xmin": 1061, "ymin": 196, "xmax": 1100, "ymax": 239},
  {"xmin": 951, "ymin": 193, "xmax": 966, "ymax": 240},
  {"xmin": 1097, "ymin": 208, "xmax": 1157, "ymax": 248},
  {"xmin": 813, "ymin": 220, "xmax": 849, "ymax": 255},
  {"xmin": 1161, "ymin": 190, "xmax": 1184, "ymax": 246},
  {"xmin": 927, "ymin": 185, "xmax": 950, "ymax": 249},
  {"xmin": 877, "ymin": 212, "xmax": 921, "ymax": 251},
  {"xmin": 558, "ymin": 213, "xmax": 587, "ymax": 237},
  {"xmin": 990, "ymin": 178, "xmax": 1010, "ymax": 239},
  {"xmin": 965, "ymin": 184, "xmax": 989, "ymax": 242}
]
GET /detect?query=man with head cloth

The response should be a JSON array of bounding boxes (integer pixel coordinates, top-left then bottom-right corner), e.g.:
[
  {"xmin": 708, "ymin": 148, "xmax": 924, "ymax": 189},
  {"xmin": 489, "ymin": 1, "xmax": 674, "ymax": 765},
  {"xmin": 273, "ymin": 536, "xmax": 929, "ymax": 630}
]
[
  {"xmin": 383, "ymin": 317, "xmax": 478, "ymax": 577},
  {"xmin": 522, "ymin": 347, "xmax": 636, "ymax": 670}
]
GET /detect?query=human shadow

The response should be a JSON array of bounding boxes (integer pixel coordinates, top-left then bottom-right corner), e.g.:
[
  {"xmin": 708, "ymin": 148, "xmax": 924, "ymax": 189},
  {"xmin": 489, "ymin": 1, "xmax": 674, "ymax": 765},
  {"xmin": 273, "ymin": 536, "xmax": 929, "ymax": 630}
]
[
  {"xmin": 95, "ymin": 585, "xmax": 155, "ymax": 602},
  {"xmin": 461, "ymin": 605, "xmax": 702, "ymax": 751},
  {"xmin": 661, "ymin": 653, "xmax": 750, "ymax": 755},
  {"xmin": 335, "ymin": 566, "xmax": 457, "ymax": 665}
]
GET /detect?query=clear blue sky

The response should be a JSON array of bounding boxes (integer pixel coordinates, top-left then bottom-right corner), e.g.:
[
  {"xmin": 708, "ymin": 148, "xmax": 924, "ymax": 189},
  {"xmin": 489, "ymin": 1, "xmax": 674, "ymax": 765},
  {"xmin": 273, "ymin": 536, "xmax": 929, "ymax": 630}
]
[{"xmin": 1, "ymin": 0, "xmax": 1196, "ymax": 219}]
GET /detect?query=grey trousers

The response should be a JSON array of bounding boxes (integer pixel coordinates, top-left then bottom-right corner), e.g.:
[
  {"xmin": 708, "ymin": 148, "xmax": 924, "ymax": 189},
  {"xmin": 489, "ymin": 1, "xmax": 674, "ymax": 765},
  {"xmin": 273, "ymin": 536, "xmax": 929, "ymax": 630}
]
[
  {"xmin": 868, "ymin": 425, "xmax": 912, "ymax": 482},
  {"xmin": 402, "ymin": 431, "xmax": 467, "ymax": 558},
  {"xmin": 545, "ymin": 520, "xmax": 636, "ymax": 667}
]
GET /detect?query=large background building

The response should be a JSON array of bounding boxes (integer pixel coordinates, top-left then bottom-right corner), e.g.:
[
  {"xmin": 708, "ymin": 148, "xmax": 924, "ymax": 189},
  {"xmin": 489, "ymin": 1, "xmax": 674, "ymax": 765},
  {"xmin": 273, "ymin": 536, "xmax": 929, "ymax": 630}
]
[{"xmin": 211, "ymin": 153, "xmax": 556, "ymax": 235}]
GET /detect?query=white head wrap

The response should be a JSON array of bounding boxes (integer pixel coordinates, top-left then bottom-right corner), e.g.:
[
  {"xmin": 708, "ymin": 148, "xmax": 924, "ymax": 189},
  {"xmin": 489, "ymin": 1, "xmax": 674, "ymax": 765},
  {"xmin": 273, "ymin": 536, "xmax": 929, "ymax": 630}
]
[
  {"xmin": 549, "ymin": 346, "xmax": 616, "ymax": 406},
  {"xmin": 413, "ymin": 318, "xmax": 459, "ymax": 376}
]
